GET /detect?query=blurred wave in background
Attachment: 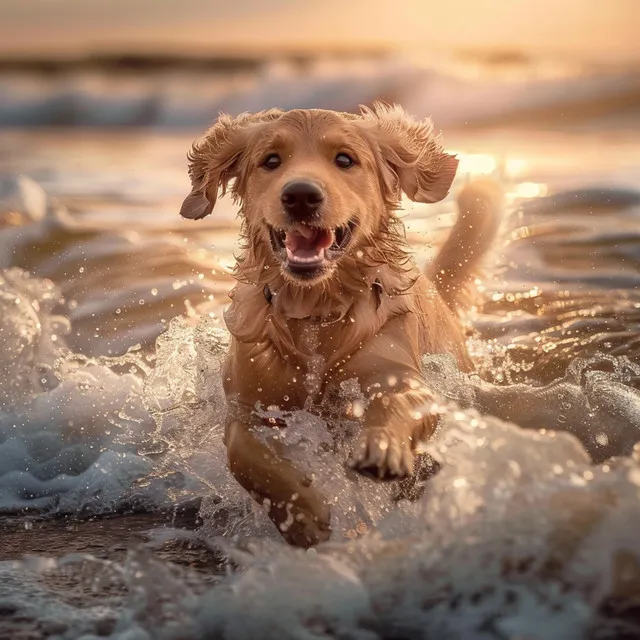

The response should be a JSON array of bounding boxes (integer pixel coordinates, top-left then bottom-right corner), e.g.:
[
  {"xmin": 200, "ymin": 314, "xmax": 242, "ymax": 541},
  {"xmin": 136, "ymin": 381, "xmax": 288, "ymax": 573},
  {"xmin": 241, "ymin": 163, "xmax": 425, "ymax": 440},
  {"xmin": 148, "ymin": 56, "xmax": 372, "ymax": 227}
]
[{"xmin": 0, "ymin": 0, "xmax": 638, "ymax": 128}]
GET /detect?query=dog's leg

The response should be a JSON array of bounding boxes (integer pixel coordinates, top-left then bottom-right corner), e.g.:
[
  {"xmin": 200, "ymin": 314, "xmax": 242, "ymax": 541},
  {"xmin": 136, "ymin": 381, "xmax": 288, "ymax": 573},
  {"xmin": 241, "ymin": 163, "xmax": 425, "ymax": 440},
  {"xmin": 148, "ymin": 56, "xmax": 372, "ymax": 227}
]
[
  {"xmin": 225, "ymin": 418, "xmax": 331, "ymax": 547},
  {"xmin": 347, "ymin": 377, "xmax": 436, "ymax": 480},
  {"xmin": 339, "ymin": 314, "xmax": 438, "ymax": 480}
]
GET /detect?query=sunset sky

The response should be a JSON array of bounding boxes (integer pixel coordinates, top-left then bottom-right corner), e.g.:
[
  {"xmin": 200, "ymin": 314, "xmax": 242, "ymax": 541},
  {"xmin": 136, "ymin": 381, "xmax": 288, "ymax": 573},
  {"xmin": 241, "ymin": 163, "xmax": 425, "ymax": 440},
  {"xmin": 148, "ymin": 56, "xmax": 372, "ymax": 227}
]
[{"xmin": 1, "ymin": 0, "xmax": 638, "ymax": 63}]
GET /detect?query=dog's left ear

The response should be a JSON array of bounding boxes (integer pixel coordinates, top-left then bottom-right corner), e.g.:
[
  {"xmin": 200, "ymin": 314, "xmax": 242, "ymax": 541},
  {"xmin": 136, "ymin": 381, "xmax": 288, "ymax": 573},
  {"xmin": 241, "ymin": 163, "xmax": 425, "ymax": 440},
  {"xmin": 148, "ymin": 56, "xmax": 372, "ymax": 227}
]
[{"xmin": 357, "ymin": 102, "xmax": 459, "ymax": 204}]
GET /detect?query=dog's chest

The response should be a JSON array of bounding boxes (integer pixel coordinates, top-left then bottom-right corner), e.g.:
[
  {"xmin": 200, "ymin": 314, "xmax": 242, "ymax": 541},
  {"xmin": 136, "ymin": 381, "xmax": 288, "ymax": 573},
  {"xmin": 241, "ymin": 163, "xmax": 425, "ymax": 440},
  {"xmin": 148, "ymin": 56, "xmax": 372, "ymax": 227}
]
[
  {"xmin": 225, "ymin": 318, "xmax": 355, "ymax": 409},
  {"xmin": 222, "ymin": 274, "xmax": 423, "ymax": 409}
]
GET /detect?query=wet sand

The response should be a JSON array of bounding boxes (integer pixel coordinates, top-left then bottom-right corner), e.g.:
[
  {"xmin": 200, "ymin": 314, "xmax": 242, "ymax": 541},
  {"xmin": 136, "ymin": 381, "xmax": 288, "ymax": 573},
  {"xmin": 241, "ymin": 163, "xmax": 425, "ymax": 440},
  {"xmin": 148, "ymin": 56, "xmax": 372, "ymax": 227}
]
[{"xmin": 0, "ymin": 509, "xmax": 225, "ymax": 639}]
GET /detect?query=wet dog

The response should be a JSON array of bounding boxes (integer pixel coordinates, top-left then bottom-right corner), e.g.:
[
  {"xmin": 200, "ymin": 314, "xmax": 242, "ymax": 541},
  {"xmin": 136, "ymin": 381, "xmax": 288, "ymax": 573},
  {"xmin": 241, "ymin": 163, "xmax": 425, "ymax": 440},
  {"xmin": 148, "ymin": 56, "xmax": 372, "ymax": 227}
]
[{"xmin": 179, "ymin": 103, "xmax": 501, "ymax": 546}]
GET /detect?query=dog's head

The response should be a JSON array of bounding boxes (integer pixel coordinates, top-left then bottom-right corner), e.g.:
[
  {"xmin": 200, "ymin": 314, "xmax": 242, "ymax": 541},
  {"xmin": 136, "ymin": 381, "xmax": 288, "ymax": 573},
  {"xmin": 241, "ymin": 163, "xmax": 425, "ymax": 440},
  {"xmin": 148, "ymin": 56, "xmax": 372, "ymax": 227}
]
[{"xmin": 180, "ymin": 103, "xmax": 458, "ymax": 284}]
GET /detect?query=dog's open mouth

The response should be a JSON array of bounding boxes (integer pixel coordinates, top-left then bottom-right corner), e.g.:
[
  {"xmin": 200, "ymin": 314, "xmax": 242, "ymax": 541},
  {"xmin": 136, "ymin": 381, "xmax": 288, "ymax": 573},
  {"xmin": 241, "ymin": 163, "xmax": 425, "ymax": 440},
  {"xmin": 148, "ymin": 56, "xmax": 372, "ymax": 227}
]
[{"xmin": 269, "ymin": 221, "xmax": 355, "ymax": 277}]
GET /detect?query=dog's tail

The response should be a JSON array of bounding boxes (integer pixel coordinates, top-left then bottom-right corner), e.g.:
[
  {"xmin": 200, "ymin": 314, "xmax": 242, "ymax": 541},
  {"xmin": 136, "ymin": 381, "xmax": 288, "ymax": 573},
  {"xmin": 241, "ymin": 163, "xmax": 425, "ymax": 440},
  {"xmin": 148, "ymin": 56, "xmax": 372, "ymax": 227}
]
[{"xmin": 427, "ymin": 179, "xmax": 503, "ymax": 310}]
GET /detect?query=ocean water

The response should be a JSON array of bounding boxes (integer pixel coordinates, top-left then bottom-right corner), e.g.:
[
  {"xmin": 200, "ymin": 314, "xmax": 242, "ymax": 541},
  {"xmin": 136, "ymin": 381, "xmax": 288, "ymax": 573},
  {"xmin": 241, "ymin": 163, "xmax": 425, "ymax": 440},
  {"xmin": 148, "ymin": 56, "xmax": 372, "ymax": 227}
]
[{"xmin": 0, "ymin": 54, "xmax": 640, "ymax": 639}]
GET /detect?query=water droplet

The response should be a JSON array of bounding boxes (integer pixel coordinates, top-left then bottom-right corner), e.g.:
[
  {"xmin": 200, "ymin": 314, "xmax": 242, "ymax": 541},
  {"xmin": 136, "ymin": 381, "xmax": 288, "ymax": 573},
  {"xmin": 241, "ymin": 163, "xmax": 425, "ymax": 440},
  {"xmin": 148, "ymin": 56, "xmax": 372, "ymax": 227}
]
[
  {"xmin": 569, "ymin": 473, "xmax": 586, "ymax": 486},
  {"xmin": 508, "ymin": 460, "xmax": 521, "ymax": 478}
]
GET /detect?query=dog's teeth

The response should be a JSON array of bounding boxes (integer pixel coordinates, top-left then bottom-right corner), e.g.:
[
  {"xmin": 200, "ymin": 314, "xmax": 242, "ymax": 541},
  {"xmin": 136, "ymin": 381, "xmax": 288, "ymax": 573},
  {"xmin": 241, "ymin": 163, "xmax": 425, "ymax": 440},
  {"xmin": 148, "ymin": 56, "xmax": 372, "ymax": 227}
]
[
  {"xmin": 286, "ymin": 247, "xmax": 324, "ymax": 264},
  {"xmin": 295, "ymin": 225, "xmax": 316, "ymax": 240}
]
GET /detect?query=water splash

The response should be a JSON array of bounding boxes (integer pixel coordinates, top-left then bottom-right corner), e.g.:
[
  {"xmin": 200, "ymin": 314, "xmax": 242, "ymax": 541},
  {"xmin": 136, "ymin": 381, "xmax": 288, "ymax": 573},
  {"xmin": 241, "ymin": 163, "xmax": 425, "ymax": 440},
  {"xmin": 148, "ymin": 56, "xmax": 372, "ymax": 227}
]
[
  {"xmin": 1, "ymin": 173, "xmax": 640, "ymax": 637},
  {"xmin": 3, "ymin": 407, "xmax": 640, "ymax": 639},
  {"xmin": 0, "ymin": 269, "xmax": 169, "ymax": 516}
]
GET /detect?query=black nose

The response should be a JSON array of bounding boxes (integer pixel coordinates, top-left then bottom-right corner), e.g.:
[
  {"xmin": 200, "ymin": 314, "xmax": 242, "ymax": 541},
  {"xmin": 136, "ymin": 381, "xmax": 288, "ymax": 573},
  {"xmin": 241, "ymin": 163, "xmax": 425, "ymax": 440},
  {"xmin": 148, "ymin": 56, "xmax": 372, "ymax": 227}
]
[{"xmin": 281, "ymin": 180, "xmax": 324, "ymax": 219}]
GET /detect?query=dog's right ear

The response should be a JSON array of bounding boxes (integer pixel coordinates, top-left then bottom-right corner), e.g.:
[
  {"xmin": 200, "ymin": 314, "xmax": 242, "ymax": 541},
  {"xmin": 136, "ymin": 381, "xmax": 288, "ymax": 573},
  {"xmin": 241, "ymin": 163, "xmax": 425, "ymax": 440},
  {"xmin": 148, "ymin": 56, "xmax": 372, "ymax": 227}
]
[{"xmin": 179, "ymin": 110, "xmax": 283, "ymax": 220}]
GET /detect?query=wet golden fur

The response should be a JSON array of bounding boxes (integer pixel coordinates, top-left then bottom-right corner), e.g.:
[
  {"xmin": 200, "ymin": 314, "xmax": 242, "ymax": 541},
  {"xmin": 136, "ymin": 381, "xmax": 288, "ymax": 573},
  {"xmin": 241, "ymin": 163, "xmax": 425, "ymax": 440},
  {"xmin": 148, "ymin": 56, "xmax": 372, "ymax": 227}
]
[{"xmin": 180, "ymin": 103, "xmax": 501, "ymax": 546}]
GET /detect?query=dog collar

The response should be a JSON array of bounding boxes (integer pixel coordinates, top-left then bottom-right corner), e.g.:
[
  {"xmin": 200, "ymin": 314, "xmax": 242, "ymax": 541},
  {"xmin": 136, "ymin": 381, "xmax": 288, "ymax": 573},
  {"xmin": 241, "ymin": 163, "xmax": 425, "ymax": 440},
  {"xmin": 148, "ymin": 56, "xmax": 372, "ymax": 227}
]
[{"xmin": 263, "ymin": 279, "xmax": 383, "ymax": 307}]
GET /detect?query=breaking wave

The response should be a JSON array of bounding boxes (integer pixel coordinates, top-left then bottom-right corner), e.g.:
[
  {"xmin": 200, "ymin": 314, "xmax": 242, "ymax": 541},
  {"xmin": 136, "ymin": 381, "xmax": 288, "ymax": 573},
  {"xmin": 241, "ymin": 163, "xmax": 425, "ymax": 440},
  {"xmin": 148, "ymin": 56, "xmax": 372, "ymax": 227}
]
[{"xmin": 1, "ymin": 56, "xmax": 638, "ymax": 128}]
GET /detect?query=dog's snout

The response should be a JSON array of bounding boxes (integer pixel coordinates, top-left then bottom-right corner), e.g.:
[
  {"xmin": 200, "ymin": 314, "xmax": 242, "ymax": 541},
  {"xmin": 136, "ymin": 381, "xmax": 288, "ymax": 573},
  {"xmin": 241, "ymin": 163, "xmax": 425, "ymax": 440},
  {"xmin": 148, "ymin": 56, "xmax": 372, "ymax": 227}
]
[{"xmin": 281, "ymin": 181, "xmax": 324, "ymax": 218}]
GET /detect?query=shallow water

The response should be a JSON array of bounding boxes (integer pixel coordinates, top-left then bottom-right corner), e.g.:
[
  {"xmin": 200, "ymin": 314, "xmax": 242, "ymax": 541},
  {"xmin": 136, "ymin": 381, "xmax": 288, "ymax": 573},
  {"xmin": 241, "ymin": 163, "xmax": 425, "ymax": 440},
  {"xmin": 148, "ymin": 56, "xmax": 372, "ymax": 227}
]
[{"xmin": 1, "ymin": 58, "xmax": 640, "ymax": 639}]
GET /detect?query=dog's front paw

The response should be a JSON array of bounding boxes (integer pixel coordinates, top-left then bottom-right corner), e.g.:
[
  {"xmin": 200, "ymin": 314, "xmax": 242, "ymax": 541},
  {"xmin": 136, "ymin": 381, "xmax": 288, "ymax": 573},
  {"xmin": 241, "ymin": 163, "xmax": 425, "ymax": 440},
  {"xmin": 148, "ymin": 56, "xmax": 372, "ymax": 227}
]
[
  {"xmin": 263, "ymin": 487, "xmax": 332, "ymax": 548},
  {"xmin": 348, "ymin": 427, "xmax": 414, "ymax": 480}
]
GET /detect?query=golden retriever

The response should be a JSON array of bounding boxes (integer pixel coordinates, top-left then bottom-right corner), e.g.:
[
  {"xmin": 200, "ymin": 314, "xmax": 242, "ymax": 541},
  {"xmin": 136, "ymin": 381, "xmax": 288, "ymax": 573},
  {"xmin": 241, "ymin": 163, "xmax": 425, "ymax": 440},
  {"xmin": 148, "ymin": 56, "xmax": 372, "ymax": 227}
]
[{"xmin": 179, "ymin": 103, "xmax": 501, "ymax": 547}]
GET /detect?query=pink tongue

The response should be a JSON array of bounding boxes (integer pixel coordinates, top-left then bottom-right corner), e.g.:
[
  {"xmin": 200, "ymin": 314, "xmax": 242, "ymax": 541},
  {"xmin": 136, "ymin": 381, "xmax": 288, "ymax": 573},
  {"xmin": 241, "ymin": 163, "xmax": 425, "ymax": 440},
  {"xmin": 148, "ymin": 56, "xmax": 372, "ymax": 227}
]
[{"xmin": 284, "ymin": 226, "xmax": 333, "ymax": 253}]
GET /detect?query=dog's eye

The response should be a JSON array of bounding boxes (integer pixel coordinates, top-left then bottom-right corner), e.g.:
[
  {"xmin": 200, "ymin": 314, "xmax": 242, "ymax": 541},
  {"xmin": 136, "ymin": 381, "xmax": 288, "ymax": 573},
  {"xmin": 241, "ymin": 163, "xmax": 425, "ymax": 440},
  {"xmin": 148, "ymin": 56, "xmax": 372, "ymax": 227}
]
[
  {"xmin": 262, "ymin": 154, "xmax": 281, "ymax": 170},
  {"xmin": 335, "ymin": 153, "xmax": 355, "ymax": 169}
]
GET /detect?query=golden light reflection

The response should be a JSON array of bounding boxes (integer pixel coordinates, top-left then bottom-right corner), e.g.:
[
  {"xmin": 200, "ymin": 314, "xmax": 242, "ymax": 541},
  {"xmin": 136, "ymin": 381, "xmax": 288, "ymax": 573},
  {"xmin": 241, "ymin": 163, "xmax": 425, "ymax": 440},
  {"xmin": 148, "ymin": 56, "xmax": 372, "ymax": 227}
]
[
  {"xmin": 453, "ymin": 152, "xmax": 497, "ymax": 177},
  {"xmin": 505, "ymin": 158, "xmax": 527, "ymax": 178},
  {"xmin": 490, "ymin": 286, "xmax": 541, "ymax": 303},
  {"xmin": 515, "ymin": 182, "xmax": 547, "ymax": 198},
  {"xmin": 510, "ymin": 225, "xmax": 533, "ymax": 241},
  {"xmin": 452, "ymin": 152, "xmax": 547, "ymax": 201}
]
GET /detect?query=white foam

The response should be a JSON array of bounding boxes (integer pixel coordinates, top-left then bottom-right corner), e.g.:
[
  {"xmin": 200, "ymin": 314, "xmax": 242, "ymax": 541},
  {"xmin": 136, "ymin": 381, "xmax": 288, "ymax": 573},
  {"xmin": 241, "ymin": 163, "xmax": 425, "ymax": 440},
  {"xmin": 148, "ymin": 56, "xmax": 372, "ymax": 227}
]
[
  {"xmin": 2, "ymin": 407, "xmax": 639, "ymax": 639},
  {"xmin": 0, "ymin": 269, "xmax": 192, "ymax": 516}
]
